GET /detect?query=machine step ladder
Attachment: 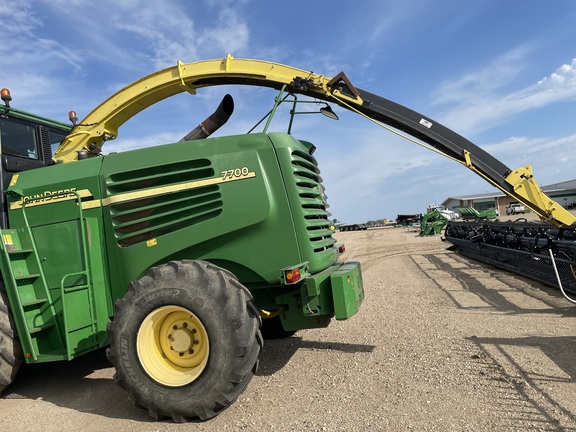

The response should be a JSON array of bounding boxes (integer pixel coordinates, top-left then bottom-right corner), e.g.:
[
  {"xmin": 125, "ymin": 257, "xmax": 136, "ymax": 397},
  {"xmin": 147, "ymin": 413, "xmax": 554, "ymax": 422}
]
[{"xmin": 0, "ymin": 195, "xmax": 103, "ymax": 362}]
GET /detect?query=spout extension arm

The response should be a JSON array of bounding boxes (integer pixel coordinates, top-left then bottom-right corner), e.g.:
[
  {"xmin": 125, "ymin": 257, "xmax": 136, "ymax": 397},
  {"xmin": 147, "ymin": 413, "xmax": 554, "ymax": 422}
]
[{"xmin": 505, "ymin": 165, "xmax": 576, "ymax": 227}]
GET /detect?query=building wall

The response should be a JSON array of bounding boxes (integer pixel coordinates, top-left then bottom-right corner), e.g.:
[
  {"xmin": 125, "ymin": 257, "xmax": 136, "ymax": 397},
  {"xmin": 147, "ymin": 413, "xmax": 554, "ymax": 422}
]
[
  {"xmin": 550, "ymin": 193, "xmax": 576, "ymax": 210},
  {"xmin": 442, "ymin": 179, "xmax": 576, "ymax": 216}
]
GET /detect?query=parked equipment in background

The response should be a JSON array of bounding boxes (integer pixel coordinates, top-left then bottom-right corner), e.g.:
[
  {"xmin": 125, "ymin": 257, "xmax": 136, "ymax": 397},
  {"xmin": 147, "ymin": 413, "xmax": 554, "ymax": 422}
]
[
  {"xmin": 339, "ymin": 223, "xmax": 368, "ymax": 231},
  {"xmin": 457, "ymin": 207, "xmax": 499, "ymax": 221},
  {"xmin": 396, "ymin": 214, "xmax": 422, "ymax": 227},
  {"xmin": 426, "ymin": 204, "xmax": 459, "ymax": 221},
  {"xmin": 420, "ymin": 210, "xmax": 449, "ymax": 236}
]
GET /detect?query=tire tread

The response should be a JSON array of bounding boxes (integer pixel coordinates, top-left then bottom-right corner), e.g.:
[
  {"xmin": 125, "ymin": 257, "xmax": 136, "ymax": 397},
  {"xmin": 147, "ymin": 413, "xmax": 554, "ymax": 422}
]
[
  {"xmin": 0, "ymin": 281, "xmax": 22, "ymax": 393},
  {"xmin": 107, "ymin": 260, "xmax": 262, "ymax": 421}
]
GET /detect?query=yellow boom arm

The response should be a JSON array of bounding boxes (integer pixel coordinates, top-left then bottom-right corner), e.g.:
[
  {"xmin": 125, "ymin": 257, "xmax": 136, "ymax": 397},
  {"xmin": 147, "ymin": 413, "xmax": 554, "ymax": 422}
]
[
  {"xmin": 53, "ymin": 54, "xmax": 576, "ymax": 228},
  {"xmin": 54, "ymin": 54, "xmax": 356, "ymax": 163}
]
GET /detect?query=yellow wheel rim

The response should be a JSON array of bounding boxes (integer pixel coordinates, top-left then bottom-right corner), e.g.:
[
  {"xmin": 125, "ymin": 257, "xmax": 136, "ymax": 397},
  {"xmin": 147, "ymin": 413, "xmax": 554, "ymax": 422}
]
[
  {"xmin": 137, "ymin": 305, "xmax": 209, "ymax": 387},
  {"xmin": 259, "ymin": 308, "xmax": 283, "ymax": 319}
]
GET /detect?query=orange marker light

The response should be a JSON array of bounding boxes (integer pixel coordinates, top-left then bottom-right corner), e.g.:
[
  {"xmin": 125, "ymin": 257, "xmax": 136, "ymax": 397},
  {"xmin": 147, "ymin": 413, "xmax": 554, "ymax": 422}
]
[
  {"xmin": 1, "ymin": 88, "xmax": 12, "ymax": 107},
  {"xmin": 69, "ymin": 110, "xmax": 78, "ymax": 126}
]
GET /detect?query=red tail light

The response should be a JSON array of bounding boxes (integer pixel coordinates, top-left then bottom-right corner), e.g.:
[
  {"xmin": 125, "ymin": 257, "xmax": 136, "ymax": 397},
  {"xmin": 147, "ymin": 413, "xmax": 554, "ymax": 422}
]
[{"xmin": 284, "ymin": 268, "xmax": 301, "ymax": 283}]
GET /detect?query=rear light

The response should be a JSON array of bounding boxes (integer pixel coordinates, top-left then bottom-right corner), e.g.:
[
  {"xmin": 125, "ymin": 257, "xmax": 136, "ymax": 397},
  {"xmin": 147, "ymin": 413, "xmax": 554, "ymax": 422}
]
[
  {"xmin": 281, "ymin": 263, "xmax": 310, "ymax": 285},
  {"xmin": 338, "ymin": 244, "xmax": 346, "ymax": 254},
  {"xmin": 284, "ymin": 268, "xmax": 301, "ymax": 283}
]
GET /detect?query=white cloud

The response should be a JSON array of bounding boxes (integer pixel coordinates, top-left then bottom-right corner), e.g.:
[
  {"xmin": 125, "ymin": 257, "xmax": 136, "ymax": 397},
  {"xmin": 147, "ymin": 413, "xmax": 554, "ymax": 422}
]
[
  {"xmin": 0, "ymin": 2, "xmax": 81, "ymax": 70},
  {"xmin": 26, "ymin": 0, "xmax": 250, "ymax": 71},
  {"xmin": 434, "ymin": 52, "xmax": 576, "ymax": 135},
  {"xmin": 510, "ymin": 58, "xmax": 576, "ymax": 107},
  {"xmin": 1, "ymin": 0, "xmax": 254, "ymax": 119},
  {"xmin": 0, "ymin": 0, "xmax": 39, "ymax": 33},
  {"xmin": 0, "ymin": 3, "xmax": 87, "ymax": 116},
  {"xmin": 102, "ymin": 131, "xmax": 186, "ymax": 154},
  {"xmin": 201, "ymin": 0, "xmax": 249, "ymax": 7},
  {"xmin": 366, "ymin": 0, "xmax": 433, "ymax": 43},
  {"xmin": 197, "ymin": 9, "xmax": 249, "ymax": 57},
  {"xmin": 109, "ymin": 0, "xmax": 199, "ymax": 68},
  {"xmin": 433, "ymin": 48, "xmax": 529, "ymax": 105},
  {"xmin": 104, "ymin": 0, "xmax": 250, "ymax": 68},
  {"xmin": 482, "ymin": 133, "xmax": 576, "ymax": 175},
  {"xmin": 318, "ymin": 128, "xmax": 443, "ymax": 220}
]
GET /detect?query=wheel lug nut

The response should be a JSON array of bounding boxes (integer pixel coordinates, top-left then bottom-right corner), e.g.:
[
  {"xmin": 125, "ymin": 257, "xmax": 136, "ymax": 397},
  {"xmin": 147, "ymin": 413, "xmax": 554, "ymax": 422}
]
[
  {"xmin": 179, "ymin": 352, "xmax": 184, "ymax": 357},
  {"xmin": 182, "ymin": 322, "xmax": 188, "ymax": 328},
  {"xmin": 173, "ymin": 325, "xmax": 178, "ymax": 330},
  {"xmin": 192, "ymin": 328, "xmax": 197, "ymax": 334},
  {"xmin": 194, "ymin": 340, "xmax": 199, "ymax": 345},
  {"xmin": 189, "ymin": 349, "xmax": 194, "ymax": 354}
]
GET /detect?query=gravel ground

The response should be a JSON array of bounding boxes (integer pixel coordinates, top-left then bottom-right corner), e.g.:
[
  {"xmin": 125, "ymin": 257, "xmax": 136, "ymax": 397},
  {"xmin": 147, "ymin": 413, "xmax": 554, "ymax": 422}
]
[{"xmin": 2, "ymin": 224, "xmax": 576, "ymax": 431}]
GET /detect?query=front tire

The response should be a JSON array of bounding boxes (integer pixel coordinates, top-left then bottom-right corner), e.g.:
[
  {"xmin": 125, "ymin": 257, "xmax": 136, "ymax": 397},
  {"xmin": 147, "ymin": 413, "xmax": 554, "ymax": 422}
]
[
  {"xmin": 106, "ymin": 260, "xmax": 262, "ymax": 422},
  {"xmin": 0, "ymin": 280, "xmax": 23, "ymax": 393}
]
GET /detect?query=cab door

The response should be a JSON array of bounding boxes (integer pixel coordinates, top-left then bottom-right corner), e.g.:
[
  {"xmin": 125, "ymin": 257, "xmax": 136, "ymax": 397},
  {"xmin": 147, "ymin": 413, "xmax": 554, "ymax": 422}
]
[{"xmin": 0, "ymin": 116, "xmax": 68, "ymax": 228}]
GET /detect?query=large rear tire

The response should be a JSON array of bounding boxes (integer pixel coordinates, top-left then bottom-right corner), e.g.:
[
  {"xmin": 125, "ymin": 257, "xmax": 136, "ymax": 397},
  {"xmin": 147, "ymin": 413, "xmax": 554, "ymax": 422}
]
[
  {"xmin": 0, "ymin": 280, "xmax": 23, "ymax": 392},
  {"xmin": 106, "ymin": 260, "xmax": 262, "ymax": 422}
]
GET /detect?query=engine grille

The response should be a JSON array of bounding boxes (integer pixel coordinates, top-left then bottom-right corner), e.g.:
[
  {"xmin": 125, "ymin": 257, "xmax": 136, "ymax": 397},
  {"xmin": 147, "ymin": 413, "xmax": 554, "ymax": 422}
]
[
  {"xmin": 290, "ymin": 149, "xmax": 335, "ymax": 254},
  {"xmin": 106, "ymin": 159, "xmax": 222, "ymax": 247}
]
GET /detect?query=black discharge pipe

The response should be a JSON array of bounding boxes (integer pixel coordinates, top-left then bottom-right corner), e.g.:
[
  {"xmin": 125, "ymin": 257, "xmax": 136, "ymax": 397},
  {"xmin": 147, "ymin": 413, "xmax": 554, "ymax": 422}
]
[{"xmin": 179, "ymin": 94, "xmax": 234, "ymax": 142}]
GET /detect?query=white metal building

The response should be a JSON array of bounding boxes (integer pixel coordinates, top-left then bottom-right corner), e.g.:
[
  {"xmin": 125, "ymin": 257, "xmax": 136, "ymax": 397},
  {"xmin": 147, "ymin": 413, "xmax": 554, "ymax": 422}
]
[{"xmin": 442, "ymin": 179, "xmax": 576, "ymax": 215}]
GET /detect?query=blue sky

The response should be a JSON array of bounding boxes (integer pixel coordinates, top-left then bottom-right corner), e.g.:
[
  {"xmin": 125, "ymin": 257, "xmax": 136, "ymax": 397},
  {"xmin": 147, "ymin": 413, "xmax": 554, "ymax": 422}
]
[{"xmin": 2, "ymin": 0, "xmax": 576, "ymax": 223}]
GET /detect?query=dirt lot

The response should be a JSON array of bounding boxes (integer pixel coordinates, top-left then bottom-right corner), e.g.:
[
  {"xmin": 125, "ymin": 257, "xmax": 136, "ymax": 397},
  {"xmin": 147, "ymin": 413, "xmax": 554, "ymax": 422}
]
[{"xmin": 2, "ymin": 224, "xmax": 576, "ymax": 431}]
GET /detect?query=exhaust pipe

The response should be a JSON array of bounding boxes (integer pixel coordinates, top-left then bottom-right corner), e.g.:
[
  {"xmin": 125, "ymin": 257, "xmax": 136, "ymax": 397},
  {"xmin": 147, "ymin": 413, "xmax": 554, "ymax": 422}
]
[{"xmin": 179, "ymin": 94, "xmax": 234, "ymax": 142}]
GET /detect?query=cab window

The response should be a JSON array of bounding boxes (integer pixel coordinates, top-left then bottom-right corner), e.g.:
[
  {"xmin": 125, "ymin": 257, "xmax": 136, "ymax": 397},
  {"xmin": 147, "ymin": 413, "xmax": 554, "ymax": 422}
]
[
  {"xmin": 50, "ymin": 129, "xmax": 69, "ymax": 156},
  {"xmin": 0, "ymin": 118, "xmax": 39, "ymax": 159}
]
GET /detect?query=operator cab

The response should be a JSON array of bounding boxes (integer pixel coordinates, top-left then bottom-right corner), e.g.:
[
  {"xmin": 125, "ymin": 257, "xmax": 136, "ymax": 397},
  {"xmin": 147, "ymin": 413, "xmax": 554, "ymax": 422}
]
[{"xmin": 0, "ymin": 88, "xmax": 71, "ymax": 228}]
